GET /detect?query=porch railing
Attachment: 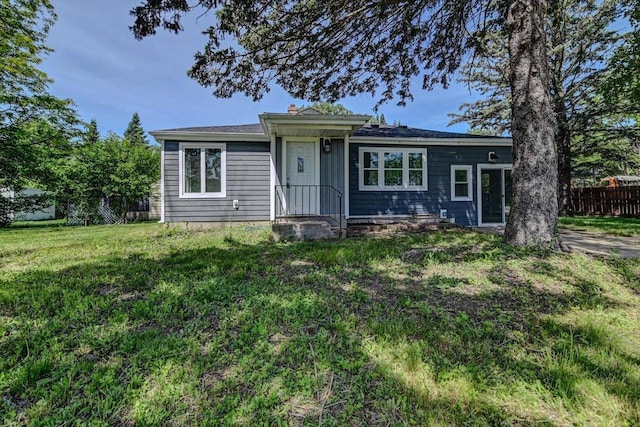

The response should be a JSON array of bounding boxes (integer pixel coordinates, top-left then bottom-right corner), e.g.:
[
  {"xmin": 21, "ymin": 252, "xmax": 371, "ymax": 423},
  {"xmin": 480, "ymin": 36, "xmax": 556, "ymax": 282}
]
[{"xmin": 274, "ymin": 185, "xmax": 343, "ymax": 232}]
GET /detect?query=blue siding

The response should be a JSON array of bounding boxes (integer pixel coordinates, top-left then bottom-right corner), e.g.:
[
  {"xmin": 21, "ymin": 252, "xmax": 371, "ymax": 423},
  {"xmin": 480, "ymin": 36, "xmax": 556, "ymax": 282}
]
[
  {"xmin": 320, "ymin": 139, "xmax": 344, "ymax": 215},
  {"xmin": 349, "ymin": 144, "xmax": 512, "ymax": 226}
]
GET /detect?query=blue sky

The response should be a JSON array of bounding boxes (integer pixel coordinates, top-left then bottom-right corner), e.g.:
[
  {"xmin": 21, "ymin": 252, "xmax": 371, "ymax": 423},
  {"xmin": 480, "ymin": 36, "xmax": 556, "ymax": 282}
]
[{"xmin": 41, "ymin": 0, "xmax": 480, "ymax": 138}]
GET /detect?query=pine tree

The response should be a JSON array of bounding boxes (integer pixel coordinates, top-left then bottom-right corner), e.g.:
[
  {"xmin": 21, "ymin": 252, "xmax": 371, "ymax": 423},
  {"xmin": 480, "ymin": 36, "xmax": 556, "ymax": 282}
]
[
  {"xmin": 603, "ymin": 1, "xmax": 640, "ymax": 105},
  {"xmin": 449, "ymin": 0, "xmax": 624, "ymax": 215},
  {"xmin": 124, "ymin": 112, "xmax": 149, "ymax": 145},
  {"xmin": 85, "ymin": 119, "xmax": 100, "ymax": 144},
  {"xmin": 379, "ymin": 114, "xmax": 387, "ymax": 125}
]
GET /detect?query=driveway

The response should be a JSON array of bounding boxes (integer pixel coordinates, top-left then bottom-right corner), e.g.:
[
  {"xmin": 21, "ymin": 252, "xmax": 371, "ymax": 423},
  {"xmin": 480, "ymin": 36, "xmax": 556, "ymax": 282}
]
[
  {"xmin": 558, "ymin": 229, "xmax": 640, "ymax": 258},
  {"xmin": 476, "ymin": 227, "xmax": 640, "ymax": 258}
]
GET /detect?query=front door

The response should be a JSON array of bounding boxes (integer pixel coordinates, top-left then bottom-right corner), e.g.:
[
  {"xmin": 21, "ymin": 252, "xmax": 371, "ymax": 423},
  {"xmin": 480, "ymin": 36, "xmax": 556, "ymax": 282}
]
[
  {"xmin": 479, "ymin": 166, "xmax": 511, "ymax": 225},
  {"xmin": 286, "ymin": 141, "xmax": 318, "ymax": 215}
]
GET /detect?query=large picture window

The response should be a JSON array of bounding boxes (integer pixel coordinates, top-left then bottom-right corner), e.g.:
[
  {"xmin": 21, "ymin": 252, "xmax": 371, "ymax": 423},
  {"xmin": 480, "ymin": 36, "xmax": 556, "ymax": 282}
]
[
  {"xmin": 451, "ymin": 165, "xmax": 472, "ymax": 201},
  {"xmin": 179, "ymin": 143, "xmax": 226, "ymax": 198},
  {"xmin": 359, "ymin": 147, "xmax": 427, "ymax": 191}
]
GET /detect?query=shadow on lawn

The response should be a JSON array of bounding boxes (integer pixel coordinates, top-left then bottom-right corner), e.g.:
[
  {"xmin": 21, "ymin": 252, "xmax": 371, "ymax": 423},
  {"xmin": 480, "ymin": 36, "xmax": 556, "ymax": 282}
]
[{"xmin": 1, "ymin": 229, "xmax": 639, "ymax": 424}]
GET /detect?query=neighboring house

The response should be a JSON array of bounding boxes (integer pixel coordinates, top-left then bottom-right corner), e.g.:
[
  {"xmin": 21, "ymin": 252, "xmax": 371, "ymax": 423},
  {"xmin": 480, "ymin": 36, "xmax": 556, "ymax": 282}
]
[
  {"xmin": 1, "ymin": 188, "xmax": 55, "ymax": 221},
  {"xmin": 149, "ymin": 106, "xmax": 512, "ymax": 232}
]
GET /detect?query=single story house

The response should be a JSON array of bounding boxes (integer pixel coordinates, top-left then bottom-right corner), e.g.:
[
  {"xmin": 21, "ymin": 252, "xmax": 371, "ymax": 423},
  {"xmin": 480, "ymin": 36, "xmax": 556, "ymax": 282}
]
[
  {"xmin": 1, "ymin": 188, "xmax": 55, "ymax": 221},
  {"xmin": 150, "ymin": 106, "xmax": 512, "ymax": 234}
]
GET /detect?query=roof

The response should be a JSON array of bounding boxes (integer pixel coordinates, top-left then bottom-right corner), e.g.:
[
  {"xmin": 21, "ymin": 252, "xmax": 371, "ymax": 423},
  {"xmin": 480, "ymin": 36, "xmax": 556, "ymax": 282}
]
[
  {"xmin": 353, "ymin": 124, "xmax": 497, "ymax": 139},
  {"xmin": 153, "ymin": 123, "xmax": 264, "ymax": 134},
  {"xmin": 150, "ymin": 121, "xmax": 509, "ymax": 143}
]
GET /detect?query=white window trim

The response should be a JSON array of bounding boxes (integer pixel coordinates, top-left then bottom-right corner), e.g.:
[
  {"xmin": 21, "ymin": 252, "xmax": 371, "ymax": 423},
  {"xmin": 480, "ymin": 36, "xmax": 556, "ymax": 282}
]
[
  {"xmin": 451, "ymin": 165, "xmax": 473, "ymax": 201},
  {"xmin": 178, "ymin": 142, "xmax": 227, "ymax": 198},
  {"xmin": 358, "ymin": 147, "xmax": 428, "ymax": 191}
]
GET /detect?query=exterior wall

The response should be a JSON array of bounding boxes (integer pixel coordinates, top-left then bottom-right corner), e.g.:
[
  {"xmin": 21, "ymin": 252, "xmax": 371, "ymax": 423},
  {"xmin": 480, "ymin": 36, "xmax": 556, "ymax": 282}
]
[
  {"xmin": 275, "ymin": 137, "xmax": 282, "ymax": 183},
  {"xmin": 320, "ymin": 139, "xmax": 344, "ymax": 215},
  {"xmin": 149, "ymin": 181, "xmax": 162, "ymax": 220},
  {"xmin": 164, "ymin": 141, "xmax": 270, "ymax": 222},
  {"xmin": 348, "ymin": 143, "xmax": 512, "ymax": 226},
  {"xmin": 5, "ymin": 188, "xmax": 56, "ymax": 221}
]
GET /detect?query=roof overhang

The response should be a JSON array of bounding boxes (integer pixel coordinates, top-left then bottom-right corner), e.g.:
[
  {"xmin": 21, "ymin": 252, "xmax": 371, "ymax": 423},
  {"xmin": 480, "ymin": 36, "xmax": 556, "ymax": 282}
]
[
  {"xmin": 149, "ymin": 130, "xmax": 269, "ymax": 142},
  {"xmin": 349, "ymin": 136, "xmax": 512, "ymax": 146},
  {"xmin": 259, "ymin": 113, "xmax": 372, "ymax": 138}
]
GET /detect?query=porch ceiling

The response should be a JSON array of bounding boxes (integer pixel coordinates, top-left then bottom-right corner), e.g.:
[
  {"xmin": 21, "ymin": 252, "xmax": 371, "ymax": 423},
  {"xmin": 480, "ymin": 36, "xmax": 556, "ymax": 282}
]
[
  {"xmin": 259, "ymin": 113, "xmax": 371, "ymax": 139},
  {"xmin": 268, "ymin": 123, "xmax": 358, "ymax": 138}
]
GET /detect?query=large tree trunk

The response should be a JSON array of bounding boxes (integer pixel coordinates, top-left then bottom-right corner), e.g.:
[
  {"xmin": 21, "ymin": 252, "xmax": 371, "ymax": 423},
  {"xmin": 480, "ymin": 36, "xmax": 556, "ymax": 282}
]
[
  {"xmin": 556, "ymin": 111, "xmax": 572, "ymax": 216},
  {"xmin": 504, "ymin": 0, "xmax": 559, "ymax": 249}
]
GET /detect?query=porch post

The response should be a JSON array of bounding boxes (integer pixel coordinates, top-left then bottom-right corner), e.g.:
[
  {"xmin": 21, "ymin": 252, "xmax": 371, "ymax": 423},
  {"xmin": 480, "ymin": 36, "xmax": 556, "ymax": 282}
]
[
  {"xmin": 269, "ymin": 133, "xmax": 276, "ymax": 221},
  {"xmin": 344, "ymin": 135, "xmax": 350, "ymax": 219}
]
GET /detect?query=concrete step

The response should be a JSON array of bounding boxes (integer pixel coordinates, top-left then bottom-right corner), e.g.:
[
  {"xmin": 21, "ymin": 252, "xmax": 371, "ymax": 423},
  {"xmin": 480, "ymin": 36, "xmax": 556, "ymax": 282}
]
[
  {"xmin": 346, "ymin": 220, "xmax": 457, "ymax": 237},
  {"xmin": 272, "ymin": 220, "xmax": 340, "ymax": 241}
]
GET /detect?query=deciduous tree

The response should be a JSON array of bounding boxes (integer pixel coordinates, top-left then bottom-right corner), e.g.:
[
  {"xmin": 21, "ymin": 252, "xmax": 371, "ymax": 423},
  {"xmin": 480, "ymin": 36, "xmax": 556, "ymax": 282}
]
[
  {"xmin": 0, "ymin": 0, "xmax": 77, "ymax": 226},
  {"xmin": 62, "ymin": 132, "xmax": 160, "ymax": 224},
  {"xmin": 298, "ymin": 102, "xmax": 353, "ymax": 115}
]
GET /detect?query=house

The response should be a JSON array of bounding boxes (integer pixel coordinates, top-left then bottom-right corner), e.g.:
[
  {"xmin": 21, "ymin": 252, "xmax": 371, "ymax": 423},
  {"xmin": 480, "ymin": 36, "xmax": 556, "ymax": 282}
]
[
  {"xmin": 1, "ymin": 188, "xmax": 55, "ymax": 221},
  {"xmin": 149, "ymin": 106, "xmax": 512, "ymax": 237}
]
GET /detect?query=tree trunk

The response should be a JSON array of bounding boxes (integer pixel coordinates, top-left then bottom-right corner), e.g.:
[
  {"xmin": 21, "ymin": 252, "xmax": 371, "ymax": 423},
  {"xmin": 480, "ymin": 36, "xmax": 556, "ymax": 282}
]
[
  {"xmin": 504, "ymin": 0, "xmax": 559, "ymax": 249},
  {"xmin": 549, "ymin": 0, "xmax": 572, "ymax": 217},
  {"xmin": 556, "ymin": 112, "xmax": 572, "ymax": 216}
]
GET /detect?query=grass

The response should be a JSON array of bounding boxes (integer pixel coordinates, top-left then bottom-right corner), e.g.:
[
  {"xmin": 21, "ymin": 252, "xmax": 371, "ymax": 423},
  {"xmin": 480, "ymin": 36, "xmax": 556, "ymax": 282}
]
[
  {"xmin": 9, "ymin": 219, "xmax": 66, "ymax": 228},
  {"xmin": 559, "ymin": 216, "xmax": 640, "ymax": 237},
  {"xmin": 1, "ymin": 223, "xmax": 639, "ymax": 425}
]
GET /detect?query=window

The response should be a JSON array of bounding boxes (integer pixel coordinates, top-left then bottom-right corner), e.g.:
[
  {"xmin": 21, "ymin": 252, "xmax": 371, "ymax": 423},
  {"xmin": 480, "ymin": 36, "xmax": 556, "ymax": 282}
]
[
  {"xmin": 179, "ymin": 143, "xmax": 226, "ymax": 198},
  {"xmin": 451, "ymin": 165, "xmax": 472, "ymax": 201},
  {"xmin": 359, "ymin": 147, "xmax": 427, "ymax": 190}
]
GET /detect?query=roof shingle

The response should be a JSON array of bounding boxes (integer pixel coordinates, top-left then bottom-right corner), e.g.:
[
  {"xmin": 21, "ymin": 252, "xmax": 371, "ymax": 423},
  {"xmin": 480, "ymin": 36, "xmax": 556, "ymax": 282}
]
[
  {"xmin": 353, "ymin": 124, "xmax": 494, "ymax": 139},
  {"xmin": 156, "ymin": 123, "xmax": 264, "ymax": 134},
  {"xmin": 153, "ymin": 123, "xmax": 505, "ymax": 139}
]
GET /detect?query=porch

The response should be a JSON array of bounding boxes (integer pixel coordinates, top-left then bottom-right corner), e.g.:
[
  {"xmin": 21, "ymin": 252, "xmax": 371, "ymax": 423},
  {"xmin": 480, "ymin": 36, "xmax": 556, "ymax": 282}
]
[{"xmin": 272, "ymin": 184, "xmax": 345, "ymax": 241}]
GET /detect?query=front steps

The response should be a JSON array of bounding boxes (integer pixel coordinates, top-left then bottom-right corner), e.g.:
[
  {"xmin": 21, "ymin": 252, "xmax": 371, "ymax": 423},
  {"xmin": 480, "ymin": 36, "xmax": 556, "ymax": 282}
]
[
  {"xmin": 272, "ymin": 215, "xmax": 453, "ymax": 241},
  {"xmin": 272, "ymin": 217, "xmax": 343, "ymax": 242}
]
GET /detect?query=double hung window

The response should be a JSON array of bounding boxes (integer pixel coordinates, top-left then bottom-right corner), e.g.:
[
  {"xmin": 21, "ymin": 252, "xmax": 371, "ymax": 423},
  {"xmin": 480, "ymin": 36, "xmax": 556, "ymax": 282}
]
[{"xmin": 451, "ymin": 165, "xmax": 472, "ymax": 201}]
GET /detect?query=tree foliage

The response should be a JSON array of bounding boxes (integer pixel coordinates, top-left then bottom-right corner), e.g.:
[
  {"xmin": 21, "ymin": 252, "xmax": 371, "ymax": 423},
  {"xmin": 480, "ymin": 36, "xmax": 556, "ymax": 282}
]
[
  {"xmin": 94, "ymin": 133, "xmax": 159, "ymax": 222},
  {"xmin": 450, "ymin": 0, "xmax": 624, "ymax": 214},
  {"xmin": 85, "ymin": 118, "xmax": 100, "ymax": 144},
  {"xmin": 131, "ymin": 0, "xmax": 482, "ymax": 106},
  {"xmin": 298, "ymin": 102, "xmax": 353, "ymax": 115},
  {"xmin": 0, "ymin": 0, "xmax": 78, "ymax": 226},
  {"xmin": 124, "ymin": 112, "xmax": 149, "ymax": 145},
  {"xmin": 602, "ymin": 1, "xmax": 640, "ymax": 106},
  {"xmin": 130, "ymin": 0, "xmax": 559, "ymax": 248},
  {"xmin": 61, "ymin": 125, "xmax": 160, "ymax": 224}
]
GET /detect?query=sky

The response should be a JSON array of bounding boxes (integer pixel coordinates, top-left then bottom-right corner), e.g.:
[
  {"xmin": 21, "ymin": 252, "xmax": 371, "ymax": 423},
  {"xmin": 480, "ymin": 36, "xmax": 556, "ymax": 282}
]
[{"xmin": 40, "ymin": 0, "xmax": 481, "ymax": 139}]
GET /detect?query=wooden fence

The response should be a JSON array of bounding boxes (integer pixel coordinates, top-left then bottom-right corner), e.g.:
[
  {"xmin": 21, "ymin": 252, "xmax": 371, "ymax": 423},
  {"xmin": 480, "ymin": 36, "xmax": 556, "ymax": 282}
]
[{"xmin": 572, "ymin": 186, "xmax": 640, "ymax": 217}]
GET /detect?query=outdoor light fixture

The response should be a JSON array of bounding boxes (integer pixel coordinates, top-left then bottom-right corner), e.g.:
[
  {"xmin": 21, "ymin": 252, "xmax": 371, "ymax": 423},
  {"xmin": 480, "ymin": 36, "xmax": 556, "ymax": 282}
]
[
  {"xmin": 488, "ymin": 151, "xmax": 498, "ymax": 163},
  {"xmin": 322, "ymin": 138, "xmax": 332, "ymax": 153}
]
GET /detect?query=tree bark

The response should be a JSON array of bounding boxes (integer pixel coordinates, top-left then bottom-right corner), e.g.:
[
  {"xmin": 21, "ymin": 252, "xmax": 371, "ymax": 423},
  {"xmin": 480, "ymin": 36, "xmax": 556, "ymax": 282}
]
[
  {"xmin": 504, "ymin": 0, "xmax": 559, "ymax": 249},
  {"xmin": 549, "ymin": 0, "xmax": 572, "ymax": 217},
  {"xmin": 556, "ymin": 107, "xmax": 572, "ymax": 216}
]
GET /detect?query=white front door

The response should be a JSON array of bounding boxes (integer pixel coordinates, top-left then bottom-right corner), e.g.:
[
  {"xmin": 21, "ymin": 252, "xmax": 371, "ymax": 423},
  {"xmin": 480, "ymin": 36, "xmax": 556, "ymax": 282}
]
[{"xmin": 286, "ymin": 141, "xmax": 318, "ymax": 215}]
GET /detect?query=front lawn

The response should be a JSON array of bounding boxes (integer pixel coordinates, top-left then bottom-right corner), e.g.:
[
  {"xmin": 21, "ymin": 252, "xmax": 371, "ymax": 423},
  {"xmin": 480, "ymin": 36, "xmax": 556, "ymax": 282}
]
[
  {"xmin": 559, "ymin": 216, "xmax": 640, "ymax": 237},
  {"xmin": 1, "ymin": 223, "xmax": 639, "ymax": 425}
]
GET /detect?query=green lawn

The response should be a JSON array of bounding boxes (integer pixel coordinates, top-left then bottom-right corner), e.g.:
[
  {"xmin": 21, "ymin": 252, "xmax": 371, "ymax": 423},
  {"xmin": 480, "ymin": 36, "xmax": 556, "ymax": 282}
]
[
  {"xmin": 1, "ymin": 223, "xmax": 639, "ymax": 425},
  {"xmin": 559, "ymin": 216, "xmax": 640, "ymax": 237}
]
